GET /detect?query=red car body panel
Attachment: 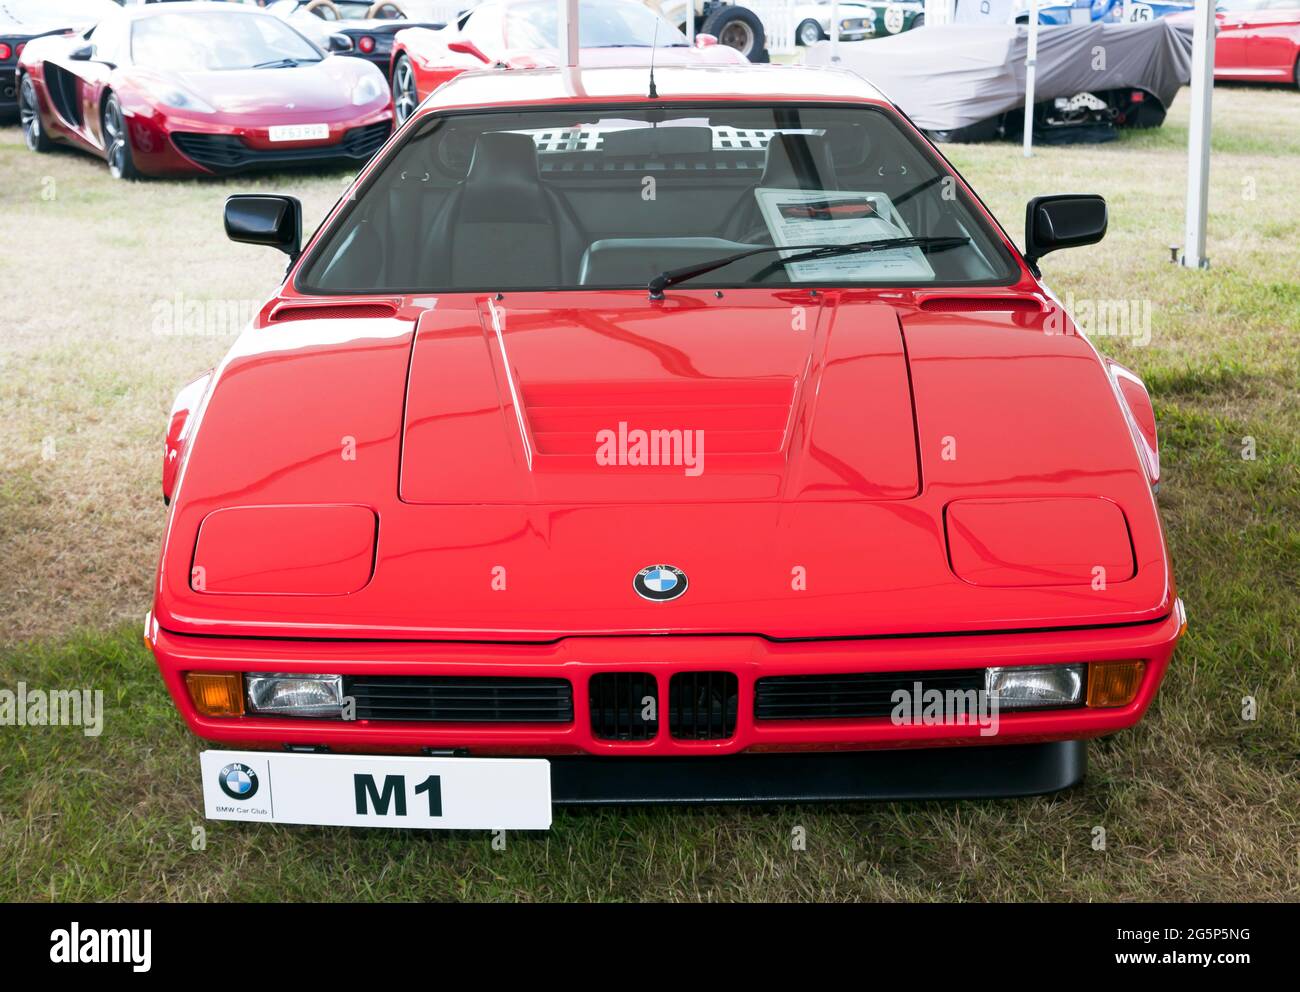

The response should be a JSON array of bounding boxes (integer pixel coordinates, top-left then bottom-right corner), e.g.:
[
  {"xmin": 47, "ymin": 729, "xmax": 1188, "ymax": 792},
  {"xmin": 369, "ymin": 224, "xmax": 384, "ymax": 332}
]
[
  {"xmin": 16, "ymin": 4, "xmax": 393, "ymax": 177},
  {"xmin": 1171, "ymin": 6, "xmax": 1300, "ymax": 82},
  {"xmin": 148, "ymin": 65, "xmax": 1183, "ymax": 761}
]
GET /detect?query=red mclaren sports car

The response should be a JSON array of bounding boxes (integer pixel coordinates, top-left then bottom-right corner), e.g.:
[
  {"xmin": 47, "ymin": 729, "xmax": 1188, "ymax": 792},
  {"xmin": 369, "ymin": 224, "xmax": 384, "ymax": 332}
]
[
  {"xmin": 389, "ymin": 0, "xmax": 748, "ymax": 123},
  {"xmin": 152, "ymin": 62, "xmax": 1184, "ymax": 828},
  {"xmin": 16, "ymin": 1, "xmax": 393, "ymax": 179}
]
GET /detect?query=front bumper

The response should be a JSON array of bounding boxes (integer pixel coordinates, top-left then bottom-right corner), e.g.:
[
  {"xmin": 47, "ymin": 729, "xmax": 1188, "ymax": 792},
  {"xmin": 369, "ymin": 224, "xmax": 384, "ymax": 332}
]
[
  {"xmin": 122, "ymin": 106, "xmax": 393, "ymax": 177},
  {"xmin": 149, "ymin": 605, "xmax": 1183, "ymax": 759},
  {"xmin": 549, "ymin": 741, "xmax": 1086, "ymax": 803}
]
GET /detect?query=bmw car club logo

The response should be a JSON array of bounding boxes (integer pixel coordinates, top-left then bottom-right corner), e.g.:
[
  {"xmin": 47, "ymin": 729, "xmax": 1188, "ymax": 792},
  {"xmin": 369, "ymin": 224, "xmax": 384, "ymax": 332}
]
[
  {"xmin": 218, "ymin": 762, "xmax": 259, "ymax": 801},
  {"xmin": 634, "ymin": 564, "xmax": 688, "ymax": 602}
]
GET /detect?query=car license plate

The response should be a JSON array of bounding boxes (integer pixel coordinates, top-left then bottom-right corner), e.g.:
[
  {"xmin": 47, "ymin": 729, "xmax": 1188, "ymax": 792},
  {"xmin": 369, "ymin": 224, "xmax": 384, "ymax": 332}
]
[
  {"xmin": 268, "ymin": 123, "xmax": 330, "ymax": 143},
  {"xmin": 200, "ymin": 750, "xmax": 552, "ymax": 830}
]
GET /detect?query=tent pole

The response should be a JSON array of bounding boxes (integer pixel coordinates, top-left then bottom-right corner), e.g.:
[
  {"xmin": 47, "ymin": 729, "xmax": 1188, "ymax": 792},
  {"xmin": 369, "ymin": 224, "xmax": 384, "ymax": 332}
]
[
  {"xmin": 1023, "ymin": 0, "xmax": 1039, "ymax": 158},
  {"xmin": 560, "ymin": 0, "xmax": 579, "ymax": 68},
  {"xmin": 1182, "ymin": 0, "xmax": 1216, "ymax": 269}
]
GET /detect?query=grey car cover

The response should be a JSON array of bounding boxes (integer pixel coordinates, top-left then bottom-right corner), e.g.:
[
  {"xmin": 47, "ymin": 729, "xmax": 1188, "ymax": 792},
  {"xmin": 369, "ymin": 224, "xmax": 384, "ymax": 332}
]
[{"xmin": 806, "ymin": 20, "xmax": 1194, "ymax": 133}]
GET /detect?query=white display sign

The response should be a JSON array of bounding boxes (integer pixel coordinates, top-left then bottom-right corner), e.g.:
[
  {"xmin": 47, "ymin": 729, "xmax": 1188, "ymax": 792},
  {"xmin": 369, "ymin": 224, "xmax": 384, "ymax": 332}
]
[
  {"xmin": 954, "ymin": 0, "xmax": 1017, "ymax": 24},
  {"xmin": 754, "ymin": 188, "xmax": 935, "ymax": 281}
]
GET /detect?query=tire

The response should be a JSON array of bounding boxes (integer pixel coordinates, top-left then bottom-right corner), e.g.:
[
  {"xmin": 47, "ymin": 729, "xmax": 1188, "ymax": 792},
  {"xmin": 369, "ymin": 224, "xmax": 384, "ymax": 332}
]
[
  {"xmin": 1293, "ymin": 54, "xmax": 1299, "ymax": 91},
  {"xmin": 18, "ymin": 74, "xmax": 54, "ymax": 153},
  {"xmin": 102, "ymin": 94, "xmax": 139, "ymax": 181},
  {"xmin": 701, "ymin": 6, "xmax": 766, "ymax": 61},
  {"xmin": 912, "ymin": 14, "xmax": 925, "ymax": 29},
  {"xmin": 796, "ymin": 18, "xmax": 824, "ymax": 46},
  {"xmin": 392, "ymin": 53, "xmax": 419, "ymax": 125}
]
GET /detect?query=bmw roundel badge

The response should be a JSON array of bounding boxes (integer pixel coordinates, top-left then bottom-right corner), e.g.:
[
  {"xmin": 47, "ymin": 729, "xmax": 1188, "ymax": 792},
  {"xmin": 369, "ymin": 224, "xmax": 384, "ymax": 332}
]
[
  {"xmin": 218, "ymin": 762, "xmax": 259, "ymax": 801},
  {"xmin": 634, "ymin": 564, "xmax": 688, "ymax": 602}
]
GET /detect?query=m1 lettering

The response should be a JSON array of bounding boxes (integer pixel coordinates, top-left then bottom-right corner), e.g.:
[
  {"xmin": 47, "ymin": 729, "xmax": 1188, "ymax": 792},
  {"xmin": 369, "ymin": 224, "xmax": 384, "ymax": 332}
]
[
  {"xmin": 354, "ymin": 773, "xmax": 407, "ymax": 816},
  {"xmin": 414, "ymin": 774, "xmax": 442, "ymax": 817},
  {"xmin": 353, "ymin": 772, "xmax": 443, "ymax": 816}
]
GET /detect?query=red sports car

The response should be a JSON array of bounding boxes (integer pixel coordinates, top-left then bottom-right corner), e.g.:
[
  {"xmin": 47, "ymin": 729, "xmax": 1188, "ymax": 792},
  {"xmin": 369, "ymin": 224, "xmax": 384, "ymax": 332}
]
[
  {"xmin": 389, "ymin": 0, "xmax": 748, "ymax": 124},
  {"xmin": 151, "ymin": 62, "xmax": 1184, "ymax": 828},
  {"xmin": 1171, "ymin": 0, "xmax": 1300, "ymax": 86},
  {"xmin": 16, "ymin": 1, "xmax": 393, "ymax": 179}
]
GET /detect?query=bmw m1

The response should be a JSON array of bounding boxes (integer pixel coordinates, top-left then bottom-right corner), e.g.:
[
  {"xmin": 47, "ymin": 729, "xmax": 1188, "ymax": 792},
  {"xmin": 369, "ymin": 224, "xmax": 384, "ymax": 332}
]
[{"xmin": 147, "ymin": 61, "xmax": 1184, "ymax": 829}]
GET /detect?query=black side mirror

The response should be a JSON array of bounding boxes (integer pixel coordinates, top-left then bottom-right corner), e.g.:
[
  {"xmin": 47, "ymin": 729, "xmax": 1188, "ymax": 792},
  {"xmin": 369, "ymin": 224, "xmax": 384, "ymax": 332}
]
[
  {"xmin": 328, "ymin": 33, "xmax": 354, "ymax": 53},
  {"xmin": 1024, "ymin": 194, "xmax": 1107, "ymax": 271},
  {"xmin": 224, "ymin": 194, "xmax": 302, "ymax": 261},
  {"xmin": 69, "ymin": 43, "xmax": 94, "ymax": 61}
]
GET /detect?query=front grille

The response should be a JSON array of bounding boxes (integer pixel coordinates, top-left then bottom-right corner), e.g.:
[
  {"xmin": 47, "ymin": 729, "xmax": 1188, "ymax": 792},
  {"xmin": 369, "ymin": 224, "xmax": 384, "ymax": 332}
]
[
  {"xmin": 172, "ymin": 121, "xmax": 391, "ymax": 173},
  {"xmin": 589, "ymin": 672, "xmax": 657, "ymax": 741},
  {"xmin": 344, "ymin": 676, "xmax": 572, "ymax": 724},
  {"xmin": 669, "ymin": 672, "xmax": 738, "ymax": 740},
  {"xmin": 755, "ymin": 669, "xmax": 985, "ymax": 721}
]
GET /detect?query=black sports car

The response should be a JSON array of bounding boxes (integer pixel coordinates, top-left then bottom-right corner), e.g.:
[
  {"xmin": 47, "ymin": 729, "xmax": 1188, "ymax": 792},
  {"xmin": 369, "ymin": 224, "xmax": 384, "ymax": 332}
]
[
  {"xmin": 0, "ymin": 0, "xmax": 118, "ymax": 118},
  {"xmin": 263, "ymin": 0, "xmax": 447, "ymax": 79}
]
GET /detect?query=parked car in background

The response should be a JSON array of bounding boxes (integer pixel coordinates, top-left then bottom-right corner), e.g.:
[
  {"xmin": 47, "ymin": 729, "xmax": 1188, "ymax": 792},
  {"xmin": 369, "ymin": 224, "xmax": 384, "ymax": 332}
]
[
  {"xmin": 1170, "ymin": 0, "xmax": 1300, "ymax": 87},
  {"xmin": 788, "ymin": 1, "xmax": 880, "ymax": 45},
  {"xmin": 1014, "ymin": 0, "xmax": 1195, "ymax": 24},
  {"xmin": 652, "ymin": 1, "xmax": 770, "ymax": 60},
  {"xmin": 262, "ymin": 0, "xmax": 447, "ymax": 79},
  {"xmin": 16, "ymin": 1, "xmax": 392, "ymax": 178},
  {"xmin": 0, "ymin": 0, "xmax": 119, "ymax": 119},
  {"xmin": 855, "ymin": 0, "xmax": 925, "ymax": 37},
  {"xmin": 391, "ymin": 0, "xmax": 747, "ymax": 124}
]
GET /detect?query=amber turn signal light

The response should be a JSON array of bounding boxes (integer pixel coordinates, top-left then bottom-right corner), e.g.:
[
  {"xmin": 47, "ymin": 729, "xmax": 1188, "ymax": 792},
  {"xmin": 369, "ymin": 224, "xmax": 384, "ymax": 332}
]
[
  {"xmin": 1086, "ymin": 661, "xmax": 1145, "ymax": 708},
  {"xmin": 185, "ymin": 672, "xmax": 245, "ymax": 717}
]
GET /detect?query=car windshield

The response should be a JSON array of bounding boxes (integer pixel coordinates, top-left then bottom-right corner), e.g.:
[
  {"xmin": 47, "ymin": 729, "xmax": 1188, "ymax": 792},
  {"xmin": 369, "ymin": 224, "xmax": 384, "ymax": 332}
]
[
  {"xmin": 131, "ymin": 11, "xmax": 322, "ymax": 71},
  {"xmin": 299, "ymin": 103, "xmax": 1020, "ymax": 294},
  {"xmin": 505, "ymin": 0, "xmax": 689, "ymax": 48}
]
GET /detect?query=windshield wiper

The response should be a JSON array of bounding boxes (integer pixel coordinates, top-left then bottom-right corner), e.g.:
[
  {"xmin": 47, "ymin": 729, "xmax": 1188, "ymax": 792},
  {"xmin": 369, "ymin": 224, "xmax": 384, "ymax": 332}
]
[
  {"xmin": 647, "ymin": 236, "xmax": 970, "ymax": 298},
  {"xmin": 253, "ymin": 57, "xmax": 313, "ymax": 69}
]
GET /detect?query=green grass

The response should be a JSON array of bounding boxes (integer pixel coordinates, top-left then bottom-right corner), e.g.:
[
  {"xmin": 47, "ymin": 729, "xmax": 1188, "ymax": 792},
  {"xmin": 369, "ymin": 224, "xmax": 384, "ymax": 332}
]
[{"xmin": 1, "ymin": 83, "xmax": 1298, "ymax": 901}]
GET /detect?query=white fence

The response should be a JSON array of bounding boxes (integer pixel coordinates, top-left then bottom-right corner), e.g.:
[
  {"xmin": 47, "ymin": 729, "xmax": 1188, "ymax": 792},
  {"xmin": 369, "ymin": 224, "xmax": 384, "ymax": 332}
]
[{"xmin": 748, "ymin": 0, "xmax": 798, "ymax": 55}]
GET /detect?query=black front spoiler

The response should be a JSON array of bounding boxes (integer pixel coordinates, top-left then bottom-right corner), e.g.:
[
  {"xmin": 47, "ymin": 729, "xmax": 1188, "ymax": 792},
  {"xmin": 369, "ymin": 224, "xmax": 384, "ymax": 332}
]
[{"xmin": 549, "ymin": 741, "xmax": 1086, "ymax": 805}]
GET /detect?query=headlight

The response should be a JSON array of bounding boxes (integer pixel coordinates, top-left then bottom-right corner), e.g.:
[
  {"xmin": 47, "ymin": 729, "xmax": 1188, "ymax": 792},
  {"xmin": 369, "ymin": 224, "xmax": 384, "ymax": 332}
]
[
  {"xmin": 148, "ymin": 82, "xmax": 215, "ymax": 114},
  {"xmin": 246, "ymin": 674, "xmax": 345, "ymax": 718},
  {"xmin": 985, "ymin": 664, "xmax": 1084, "ymax": 710},
  {"xmin": 352, "ymin": 73, "xmax": 385, "ymax": 106}
]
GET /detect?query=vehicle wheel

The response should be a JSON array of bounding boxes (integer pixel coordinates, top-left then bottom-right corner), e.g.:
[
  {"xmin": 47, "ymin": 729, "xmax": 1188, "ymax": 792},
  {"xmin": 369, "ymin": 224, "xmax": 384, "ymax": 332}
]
[
  {"xmin": 392, "ymin": 53, "xmax": 419, "ymax": 125},
  {"xmin": 701, "ymin": 6, "xmax": 766, "ymax": 62},
  {"xmin": 796, "ymin": 19, "xmax": 824, "ymax": 46},
  {"xmin": 102, "ymin": 94, "xmax": 139, "ymax": 181},
  {"xmin": 18, "ymin": 74, "xmax": 53, "ymax": 153},
  {"xmin": 912, "ymin": 14, "xmax": 925, "ymax": 29},
  {"xmin": 1294, "ymin": 54, "xmax": 1299, "ymax": 91}
]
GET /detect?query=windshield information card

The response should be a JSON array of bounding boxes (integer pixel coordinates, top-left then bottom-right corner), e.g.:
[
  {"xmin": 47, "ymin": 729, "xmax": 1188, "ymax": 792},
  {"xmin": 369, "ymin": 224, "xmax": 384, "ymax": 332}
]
[{"xmin": 755, "ymin": 188, "xmax": 935, "ymax": 282}]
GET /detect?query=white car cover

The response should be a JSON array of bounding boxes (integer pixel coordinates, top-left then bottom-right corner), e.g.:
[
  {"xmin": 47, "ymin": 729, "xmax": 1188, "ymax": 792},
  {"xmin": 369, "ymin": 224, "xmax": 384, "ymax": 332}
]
[{"xmin": 806, "ymin": 19, "xmax": 1194, "ymax": 132}]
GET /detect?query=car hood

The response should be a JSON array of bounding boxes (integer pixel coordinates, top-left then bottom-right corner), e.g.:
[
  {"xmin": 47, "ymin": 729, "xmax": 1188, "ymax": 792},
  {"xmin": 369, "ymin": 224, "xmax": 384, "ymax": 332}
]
[
  {"xmin": 155, "ymin": 289, "xmax": 1174, "ymax": 641},
  {"xmin": 164, "ymin": 58, "xmax": 375, "ymax": 114}
]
